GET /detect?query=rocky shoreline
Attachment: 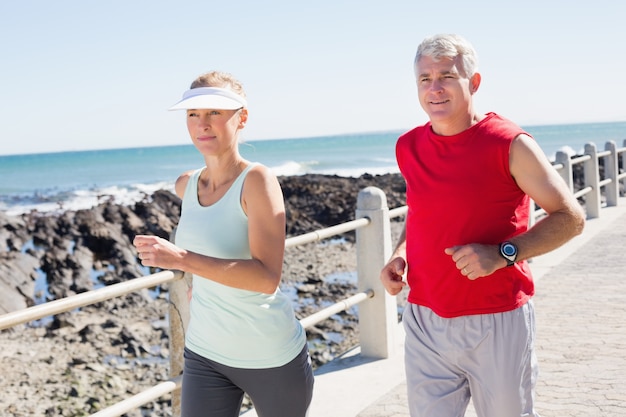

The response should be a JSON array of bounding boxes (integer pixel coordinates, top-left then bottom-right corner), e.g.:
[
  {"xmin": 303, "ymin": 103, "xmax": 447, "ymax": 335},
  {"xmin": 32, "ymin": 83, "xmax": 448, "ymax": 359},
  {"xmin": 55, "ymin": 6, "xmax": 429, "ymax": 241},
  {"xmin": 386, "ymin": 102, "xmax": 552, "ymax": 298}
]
[{"xmin": 0, "ymin": 173, "xmax": 407, "ymax": 417}]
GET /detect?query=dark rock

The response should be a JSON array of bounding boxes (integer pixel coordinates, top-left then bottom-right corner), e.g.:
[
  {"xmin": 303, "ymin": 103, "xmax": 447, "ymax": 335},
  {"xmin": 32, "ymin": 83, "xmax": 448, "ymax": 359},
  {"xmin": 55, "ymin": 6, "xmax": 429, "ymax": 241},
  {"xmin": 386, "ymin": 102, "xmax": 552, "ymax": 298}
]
[
  {"xmin": 0, "ymin": 212, "xmax": 29, "ymax": 252},
  {"xmin": 279, "ymin": 173, "xmax": 406, "ymax": 237},
  {"xmin": 0, "ymin": 251, "xmax": 39, "ymax": 313}
]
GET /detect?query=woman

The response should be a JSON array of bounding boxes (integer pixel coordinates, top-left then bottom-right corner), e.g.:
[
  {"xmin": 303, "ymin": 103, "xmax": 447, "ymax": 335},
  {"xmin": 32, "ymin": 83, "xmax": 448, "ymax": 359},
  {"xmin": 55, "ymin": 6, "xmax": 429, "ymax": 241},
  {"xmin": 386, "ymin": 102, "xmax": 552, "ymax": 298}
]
[{"xmin": 133, "ymin": 71, "xmax": 314, "ymax": 417}]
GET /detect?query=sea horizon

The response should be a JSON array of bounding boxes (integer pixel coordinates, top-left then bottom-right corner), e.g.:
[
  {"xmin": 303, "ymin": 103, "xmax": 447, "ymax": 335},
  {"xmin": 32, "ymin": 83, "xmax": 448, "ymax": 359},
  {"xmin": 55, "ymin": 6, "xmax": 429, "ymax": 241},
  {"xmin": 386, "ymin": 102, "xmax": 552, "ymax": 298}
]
[
  {"xmin": 3, "ymin": 119, "xmax": 626, "ymax": 158},
  {"xmin": 2, "ymin": 120, "xmax": 626, "ymax": 216}
]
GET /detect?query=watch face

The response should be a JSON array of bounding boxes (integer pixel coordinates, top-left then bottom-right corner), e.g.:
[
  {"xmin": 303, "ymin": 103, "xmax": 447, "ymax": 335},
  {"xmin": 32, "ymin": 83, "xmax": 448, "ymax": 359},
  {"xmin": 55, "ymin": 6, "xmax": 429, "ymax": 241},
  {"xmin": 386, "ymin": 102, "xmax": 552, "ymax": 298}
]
[{"xmin": 502, "ymin": 243, "xmax": 516, "ymax": 257}]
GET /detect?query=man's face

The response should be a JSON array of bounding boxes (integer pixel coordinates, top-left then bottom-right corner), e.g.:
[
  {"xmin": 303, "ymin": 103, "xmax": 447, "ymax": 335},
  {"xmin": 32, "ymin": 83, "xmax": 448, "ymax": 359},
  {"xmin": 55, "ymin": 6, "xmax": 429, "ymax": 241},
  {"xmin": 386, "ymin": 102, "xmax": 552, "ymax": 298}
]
[{"xmin": 415, "ymin": 55, "xmax": 478, "ymax": 132}]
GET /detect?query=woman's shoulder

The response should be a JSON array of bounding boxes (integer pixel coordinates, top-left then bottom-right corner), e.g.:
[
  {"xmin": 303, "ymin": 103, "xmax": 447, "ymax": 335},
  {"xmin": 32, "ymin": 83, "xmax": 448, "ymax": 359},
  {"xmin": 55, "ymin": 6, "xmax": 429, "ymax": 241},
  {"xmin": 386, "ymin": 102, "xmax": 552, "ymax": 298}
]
[
  {"xmin": 175, "ymin": 169, "xmax": 200, "ymax": 199},
  {"xmin": 242, "ymin": 163, "xmax": 283, "ymax": 199},
  {"xmin": 246, "ymin": 161, "xmax": 271, "ymax": 175}
]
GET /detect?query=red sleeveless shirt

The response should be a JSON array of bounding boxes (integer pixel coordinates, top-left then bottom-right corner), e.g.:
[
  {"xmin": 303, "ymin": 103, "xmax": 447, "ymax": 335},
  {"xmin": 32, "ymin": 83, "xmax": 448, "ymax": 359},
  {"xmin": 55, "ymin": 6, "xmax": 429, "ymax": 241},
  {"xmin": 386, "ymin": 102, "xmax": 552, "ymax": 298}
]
[{"xmin": 396, "ymin": 112, "xmax": 534, "ymax": 318}]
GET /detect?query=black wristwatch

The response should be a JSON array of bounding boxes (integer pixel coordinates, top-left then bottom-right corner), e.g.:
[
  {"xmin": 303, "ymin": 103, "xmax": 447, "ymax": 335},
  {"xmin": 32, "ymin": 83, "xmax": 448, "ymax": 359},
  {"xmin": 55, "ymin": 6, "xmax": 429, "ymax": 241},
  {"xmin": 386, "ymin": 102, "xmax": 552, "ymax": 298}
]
[{"xmin": 499, "ymin": 241, "xmax": 518, "ymax": 266}]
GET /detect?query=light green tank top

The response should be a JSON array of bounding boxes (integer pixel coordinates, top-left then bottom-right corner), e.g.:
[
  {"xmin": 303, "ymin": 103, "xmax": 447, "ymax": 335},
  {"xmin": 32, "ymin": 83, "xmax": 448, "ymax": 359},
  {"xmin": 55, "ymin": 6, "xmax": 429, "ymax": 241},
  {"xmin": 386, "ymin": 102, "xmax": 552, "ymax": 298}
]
[{"xmin": 175, "ymin": 164, "xmax": 306, "ymax": 368}]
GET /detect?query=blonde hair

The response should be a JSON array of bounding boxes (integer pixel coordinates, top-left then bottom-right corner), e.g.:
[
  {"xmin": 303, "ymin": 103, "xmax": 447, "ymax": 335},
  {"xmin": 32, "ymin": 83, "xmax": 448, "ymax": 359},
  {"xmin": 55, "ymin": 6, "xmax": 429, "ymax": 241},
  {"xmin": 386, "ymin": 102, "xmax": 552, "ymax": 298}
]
[{"xmin": 189, "ymin": 71, "xmax": 246, "ymax": 99}]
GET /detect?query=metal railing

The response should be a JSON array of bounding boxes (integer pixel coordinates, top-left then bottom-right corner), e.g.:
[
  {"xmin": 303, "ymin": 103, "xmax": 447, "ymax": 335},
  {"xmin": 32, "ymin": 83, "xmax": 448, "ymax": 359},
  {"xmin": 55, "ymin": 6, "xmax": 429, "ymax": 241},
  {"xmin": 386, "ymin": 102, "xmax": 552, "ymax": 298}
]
[
  {"xmin": 0, "ymin": 270, "xmax": 183, "ymax": 330},
  {"xmin": 1, "ymin": 139, "xmax": 625, "ymax": 416},
  {"xmin": 529, "ymin": 140, "xmax": 626, "ymax": 223}
]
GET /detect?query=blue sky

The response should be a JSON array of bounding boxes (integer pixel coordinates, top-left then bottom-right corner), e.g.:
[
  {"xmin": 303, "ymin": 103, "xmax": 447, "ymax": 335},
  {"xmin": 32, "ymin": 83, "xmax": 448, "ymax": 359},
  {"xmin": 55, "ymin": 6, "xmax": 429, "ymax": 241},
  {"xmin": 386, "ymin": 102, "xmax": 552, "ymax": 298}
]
[{"xmin": 1, "ymin": 1, "xmax": 625, "ymax": 156}]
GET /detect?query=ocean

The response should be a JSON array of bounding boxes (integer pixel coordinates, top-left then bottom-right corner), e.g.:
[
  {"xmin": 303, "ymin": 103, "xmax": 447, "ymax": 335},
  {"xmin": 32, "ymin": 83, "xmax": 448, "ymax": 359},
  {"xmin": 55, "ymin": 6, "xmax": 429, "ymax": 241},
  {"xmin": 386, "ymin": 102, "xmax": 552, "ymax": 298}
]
[{"xmin": 2, "ymin": 120, "xmax": 626, "ymax": 216}]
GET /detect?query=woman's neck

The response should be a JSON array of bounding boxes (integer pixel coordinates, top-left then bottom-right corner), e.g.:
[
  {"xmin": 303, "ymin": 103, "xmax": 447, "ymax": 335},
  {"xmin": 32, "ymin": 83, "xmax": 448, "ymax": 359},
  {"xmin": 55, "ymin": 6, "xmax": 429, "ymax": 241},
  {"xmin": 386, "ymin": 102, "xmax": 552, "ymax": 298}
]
[{"xmin": 200, "ymin": 156, "xmax": 247, "ymax": 192}]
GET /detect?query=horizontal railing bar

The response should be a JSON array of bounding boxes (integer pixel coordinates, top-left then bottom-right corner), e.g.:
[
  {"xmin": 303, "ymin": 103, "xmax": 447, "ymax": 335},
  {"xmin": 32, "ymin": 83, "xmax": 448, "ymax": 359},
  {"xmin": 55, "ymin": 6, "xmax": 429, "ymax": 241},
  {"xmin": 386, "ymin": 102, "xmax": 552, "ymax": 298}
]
[
  {"xmin": 0, "ymin": 270, "xmax": 183, "ymax": 330},
  {"xmin": 571, "ymin": 154, "xmax": 591, "ymax": 164},
  {"xmin": 89, "ymin": 376, "xmax": 182, "ymax": 417},
  {"xmin": 285, "ymin": 217, "xmax": 370, "ymax": 247},
  {"xmin": 285, "ymin": 205, "xmax": 407, "ymax": 248},
  {"xmin": 299, "ymin": 290, "xmax": 374, "ymax": 329},
  {"xmin": 597, "ymin": 150, "xmax": 611, "ymax": 158},
  {"xmin": 389, "ymin": 206, "xmax": 408, "ymax": 219},
  {"xmin": 573, "ymin": 186, "xmax": 593, "ymax": 199},
  {"xmin": 598, "ymin": 178, "xmax": 612, "ymax": 187}
]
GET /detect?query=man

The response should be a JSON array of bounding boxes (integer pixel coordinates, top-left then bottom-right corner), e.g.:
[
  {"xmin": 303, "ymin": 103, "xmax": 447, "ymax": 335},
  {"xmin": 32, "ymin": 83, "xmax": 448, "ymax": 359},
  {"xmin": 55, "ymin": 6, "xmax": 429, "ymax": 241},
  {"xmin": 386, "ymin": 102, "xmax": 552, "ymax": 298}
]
[{"xmin": 380, "ymin": 34, "xmax": 585, "ymax": 417}]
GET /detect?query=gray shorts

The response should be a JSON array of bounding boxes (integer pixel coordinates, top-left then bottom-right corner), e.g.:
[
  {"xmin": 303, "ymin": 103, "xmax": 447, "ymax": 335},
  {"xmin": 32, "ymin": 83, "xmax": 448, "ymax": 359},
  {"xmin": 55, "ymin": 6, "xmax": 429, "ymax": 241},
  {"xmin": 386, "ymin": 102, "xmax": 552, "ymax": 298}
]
[
  {"xmin": 181, "ymin": 344, "xmax": 314, "ymax": 417},
  {"xmin": 403, "ymin": 302, "xmax": 540, "ymax": 417}
]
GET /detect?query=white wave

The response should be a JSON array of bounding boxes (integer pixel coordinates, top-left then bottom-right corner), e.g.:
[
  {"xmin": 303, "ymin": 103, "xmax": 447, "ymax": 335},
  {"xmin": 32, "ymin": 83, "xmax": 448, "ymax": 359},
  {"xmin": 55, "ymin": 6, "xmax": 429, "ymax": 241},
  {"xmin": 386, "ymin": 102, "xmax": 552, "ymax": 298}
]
[
  {"xmin": 270, "ymin": 161, "xmax": 306, "ymax": 176},
  {"xmin": 547, "ymin": 145, "xmax": 579, "ymax": 162},
  {"xmin": 371, "ymin": 156, "xmax": 397, "ymax": 164},
  {"xmin": 559, "ymin": 145, "xmax": 580, "ymax": 157},
  {"xmin": 317, "ymin": 165, "xmax": 400, "ymax": 178},
  {"xmin": 270, "ymin": 161, "xmax": 321, "ymax": 176},
  {"xmin": 269, "ymin": 159, "xmax": 400, "ymax": 178},
  {"xmin": 4, "ymin": 181, "xmax": 175, "ymax": 216},
  {"xmin": 5, "ymin": 201, "xmax": 70, "ymax": 216}
]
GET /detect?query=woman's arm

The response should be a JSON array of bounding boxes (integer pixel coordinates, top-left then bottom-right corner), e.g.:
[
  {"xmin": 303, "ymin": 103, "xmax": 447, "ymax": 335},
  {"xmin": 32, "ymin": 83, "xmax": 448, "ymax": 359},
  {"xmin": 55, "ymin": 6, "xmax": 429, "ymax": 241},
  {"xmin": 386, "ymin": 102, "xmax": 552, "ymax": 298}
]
[{"xmin": 133, "ymin": 165, "xmax": 286, "ymax": 294}]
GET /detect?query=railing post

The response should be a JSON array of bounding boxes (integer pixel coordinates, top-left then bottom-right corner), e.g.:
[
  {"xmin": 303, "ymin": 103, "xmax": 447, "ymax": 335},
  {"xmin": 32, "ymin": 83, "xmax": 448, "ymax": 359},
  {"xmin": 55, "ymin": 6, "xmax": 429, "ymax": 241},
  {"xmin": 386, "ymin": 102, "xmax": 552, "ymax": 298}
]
[
  {"xmin": 604, "ymin": 141, "xmax": 619, "ymax": 207},
  {"xmin": 355, "ymin": 186, "xmax": 398, "ymax": 359},
  {"xmin": 584, "ymin": 143, "xmax": 601, "ymax": 219},
  {"xmin": 168, "ymin": 229, "xmax": 191, "ymax": 417},
  {"xmin": 622, "ymin": 139, "xmax": 626, "ymax": 193},
  {"xmin": 555, "ymin": 150, "xmax": 574, "ymax": 192},
  {"xmin": 169, "ymin": 272, "xmax": 191, "ymax": 417}
]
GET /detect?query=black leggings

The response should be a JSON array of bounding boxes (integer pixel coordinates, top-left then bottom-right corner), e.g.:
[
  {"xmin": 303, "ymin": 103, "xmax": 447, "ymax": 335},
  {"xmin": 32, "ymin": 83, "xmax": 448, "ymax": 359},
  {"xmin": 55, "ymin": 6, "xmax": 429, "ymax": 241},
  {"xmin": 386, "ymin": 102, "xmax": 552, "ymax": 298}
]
[{"xmin": 181, "ymin": 345, "xmax": 314, "ymax": 417}]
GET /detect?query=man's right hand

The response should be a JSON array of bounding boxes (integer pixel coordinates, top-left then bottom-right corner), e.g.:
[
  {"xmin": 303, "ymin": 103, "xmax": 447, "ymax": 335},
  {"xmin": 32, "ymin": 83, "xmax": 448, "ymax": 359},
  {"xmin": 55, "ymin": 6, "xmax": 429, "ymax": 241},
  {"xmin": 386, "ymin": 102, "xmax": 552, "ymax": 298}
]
[{"xmin": 380, "ymin": 257, "xmax": 407, "ymax": 295}]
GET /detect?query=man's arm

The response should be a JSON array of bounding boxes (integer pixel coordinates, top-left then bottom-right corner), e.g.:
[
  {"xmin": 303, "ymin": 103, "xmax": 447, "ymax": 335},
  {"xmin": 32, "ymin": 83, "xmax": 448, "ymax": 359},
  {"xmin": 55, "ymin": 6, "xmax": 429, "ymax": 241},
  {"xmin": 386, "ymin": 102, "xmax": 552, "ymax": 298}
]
[
  {"xmin": 380, "ymin": 221, "xmax": 408, "ymax": 295},
  {"xmin": 508, "ymin": 134, "xmax": 586, "ymax": 260},
  {"xmin": 446, "ymin": 134, "xmax": 585, "ymax": 279}
]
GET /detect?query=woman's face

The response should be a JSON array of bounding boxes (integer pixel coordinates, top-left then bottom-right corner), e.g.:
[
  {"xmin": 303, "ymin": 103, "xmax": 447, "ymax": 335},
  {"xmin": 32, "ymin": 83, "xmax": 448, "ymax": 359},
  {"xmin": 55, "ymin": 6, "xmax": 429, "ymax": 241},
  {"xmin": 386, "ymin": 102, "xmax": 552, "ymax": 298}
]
[{"xmin": 185, "ymin": 107, "xmax": 247, "ymax": 156}]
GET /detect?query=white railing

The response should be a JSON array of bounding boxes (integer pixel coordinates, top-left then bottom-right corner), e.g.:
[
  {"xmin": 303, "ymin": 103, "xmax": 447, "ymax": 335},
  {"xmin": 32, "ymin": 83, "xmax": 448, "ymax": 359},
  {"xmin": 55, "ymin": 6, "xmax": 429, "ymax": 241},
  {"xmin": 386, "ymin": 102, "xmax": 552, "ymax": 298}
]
[
  {"xmin": 544, "ymin": 140, "xmax": 625, "ymax": 218},
  {"xmin": 0, "ymin": 270, "xmax": 183, "ymax": 330},
  {"xmin": 1, "ymin": 139, "xmax": 624, "ymax": 416}
]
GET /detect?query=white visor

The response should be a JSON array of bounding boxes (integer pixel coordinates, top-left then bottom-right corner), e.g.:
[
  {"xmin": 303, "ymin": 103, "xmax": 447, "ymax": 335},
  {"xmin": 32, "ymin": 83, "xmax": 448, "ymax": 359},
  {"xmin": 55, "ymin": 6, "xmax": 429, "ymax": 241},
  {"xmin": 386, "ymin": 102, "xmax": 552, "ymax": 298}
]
[{"xmin": 168, "ymin": 87, "xmax": 247, "ymax": 111}]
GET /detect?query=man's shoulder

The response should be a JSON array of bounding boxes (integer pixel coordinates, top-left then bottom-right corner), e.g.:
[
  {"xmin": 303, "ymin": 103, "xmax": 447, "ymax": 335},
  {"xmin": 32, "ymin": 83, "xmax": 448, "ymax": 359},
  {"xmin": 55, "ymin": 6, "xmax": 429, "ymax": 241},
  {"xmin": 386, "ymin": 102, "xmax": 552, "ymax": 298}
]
[
  {"xmin": 398, "ymin": 123, "xmax": 430, "ymax": 142},
  {"xmin": 479, "ymin": 112, "xmax": 528, "ymax": 140}
]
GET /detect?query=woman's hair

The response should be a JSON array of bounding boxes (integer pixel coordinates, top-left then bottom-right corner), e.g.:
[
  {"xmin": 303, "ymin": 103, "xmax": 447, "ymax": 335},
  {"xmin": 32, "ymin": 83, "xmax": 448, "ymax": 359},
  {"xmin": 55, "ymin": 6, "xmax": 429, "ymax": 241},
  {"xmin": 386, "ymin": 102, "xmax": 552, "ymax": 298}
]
[
  {"xmin": 190, "ymin": 71, "xmax": 247, "ymax": 99},
  {"xmin": 414, "ymin": 34, "xmax": 478, "ymax": 79}
]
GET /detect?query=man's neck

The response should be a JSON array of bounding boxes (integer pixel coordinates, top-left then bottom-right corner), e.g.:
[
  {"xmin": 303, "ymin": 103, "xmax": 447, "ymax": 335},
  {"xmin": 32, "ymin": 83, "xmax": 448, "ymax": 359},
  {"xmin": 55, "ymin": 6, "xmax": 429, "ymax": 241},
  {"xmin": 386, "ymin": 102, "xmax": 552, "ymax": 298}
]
[{"xmin": 430, "ymin": 112, "xmax": 486, "ymax": 136}]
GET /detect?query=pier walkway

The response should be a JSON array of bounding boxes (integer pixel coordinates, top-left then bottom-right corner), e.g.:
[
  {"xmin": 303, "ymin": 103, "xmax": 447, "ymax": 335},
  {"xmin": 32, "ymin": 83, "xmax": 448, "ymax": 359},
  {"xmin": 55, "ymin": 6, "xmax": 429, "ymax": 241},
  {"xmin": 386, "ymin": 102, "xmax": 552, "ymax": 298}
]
[{"xmin": 273, "ymin": 199, "xmax": 626, "ymax": 417}]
